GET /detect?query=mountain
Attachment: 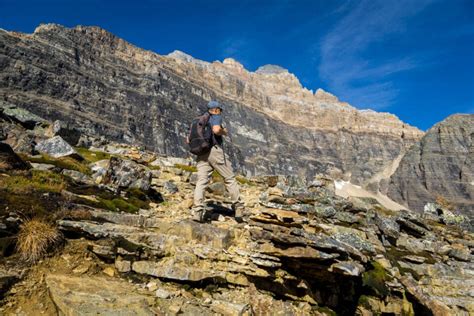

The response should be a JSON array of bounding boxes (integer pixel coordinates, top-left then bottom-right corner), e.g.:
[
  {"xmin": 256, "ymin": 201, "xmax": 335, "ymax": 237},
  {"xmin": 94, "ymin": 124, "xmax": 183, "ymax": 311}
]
[
  {"xmin": 0, "ymin": 23, "xmax": 423, "ymax": 186},
  {"xmin": 387, "ymin": 114, "xmax": 474, "ymax": 217}
]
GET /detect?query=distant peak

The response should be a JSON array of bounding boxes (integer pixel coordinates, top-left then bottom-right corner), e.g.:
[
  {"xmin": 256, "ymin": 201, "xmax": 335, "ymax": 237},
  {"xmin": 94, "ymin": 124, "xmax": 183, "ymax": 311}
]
[
  {"xmin": 314, "ymin": 88, "xmax": 339, "ymax": 100},
  {"xmin": 255, "ymin": 64, "xmax": 288, "ymax": 75},
  {"xmin": 167, "ymin": 50, "xmax": 210, "ymax": 67},
  {"xmin": 222, "ymin": 58, "xmax": 245, "ymax": 70},
  {"xmin": 167, "ymin": 50, "xmax": 196, "ymax": 62},
  {"xmin": 33, "ymin": 23, "xmax": 66, "ymax": 34}
]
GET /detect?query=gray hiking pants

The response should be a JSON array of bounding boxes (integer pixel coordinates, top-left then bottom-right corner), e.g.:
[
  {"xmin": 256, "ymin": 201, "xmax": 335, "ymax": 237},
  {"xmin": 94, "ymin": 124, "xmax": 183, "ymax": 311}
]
[{"xmin": 193, "ymin": 145, "xmax": 241, "ymax": 210}]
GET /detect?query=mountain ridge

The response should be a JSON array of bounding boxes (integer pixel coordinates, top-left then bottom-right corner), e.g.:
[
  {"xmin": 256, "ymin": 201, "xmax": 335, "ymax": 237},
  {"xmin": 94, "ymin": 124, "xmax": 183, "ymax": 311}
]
[{"xmin": 0, "ymin": 23, "xmax": 422, "ymax": 185}]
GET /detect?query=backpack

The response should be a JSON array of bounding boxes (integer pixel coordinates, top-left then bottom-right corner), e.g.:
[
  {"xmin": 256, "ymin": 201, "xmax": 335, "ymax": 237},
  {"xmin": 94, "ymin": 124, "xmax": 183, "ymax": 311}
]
[{"xmin": 187, "ymin": 112, "xmax": 214, "ymax": 155}]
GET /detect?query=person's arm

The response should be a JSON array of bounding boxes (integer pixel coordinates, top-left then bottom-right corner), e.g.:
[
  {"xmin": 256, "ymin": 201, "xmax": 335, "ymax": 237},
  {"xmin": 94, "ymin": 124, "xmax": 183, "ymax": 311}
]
[{"xmin": 212, "ymin": 125, "xmax": 228, "ymax": 136}]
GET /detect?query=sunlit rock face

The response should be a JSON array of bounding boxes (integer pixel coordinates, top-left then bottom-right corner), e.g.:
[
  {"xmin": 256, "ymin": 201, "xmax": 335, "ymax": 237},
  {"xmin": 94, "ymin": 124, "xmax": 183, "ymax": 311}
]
[
  {"xmin": 388, "ymin": 114, "xmax": 474, "ymax": 218},
  {"xmin": 0, "ymin": 23, "xmax": 423, "ymax": 184}
]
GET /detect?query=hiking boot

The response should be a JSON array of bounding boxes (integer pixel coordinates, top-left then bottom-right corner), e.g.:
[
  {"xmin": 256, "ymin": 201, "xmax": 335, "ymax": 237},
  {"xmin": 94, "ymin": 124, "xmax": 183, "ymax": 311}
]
[{"xmin": 191, "ymin": 208, "xmax": 205, "ymax": 223}]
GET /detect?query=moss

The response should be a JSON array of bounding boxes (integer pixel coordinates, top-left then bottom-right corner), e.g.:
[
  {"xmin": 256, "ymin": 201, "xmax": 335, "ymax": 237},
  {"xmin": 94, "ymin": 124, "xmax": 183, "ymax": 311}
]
[
  {"xmin": 357, "ymin": 294, "xmax": 371, "ymax": 307},
  {"xmin": 67, "ymin": 184, "xmax": 149, "ymax": 213},
  {"xmin": 96, "ymin": 197, "xmax": 117, "ymax": 211},
  {"xmin": 111, "ymin": 198, "xmax": 140, "ymax": 213},
  {"xmin": 236, "ymin": 176, "xmax": 255, "ymax": 186},
  {"xmin": 125, "ymin": 188, "xmax": 151, "ymax": 209},
  {"xmin": 20, "ymin": 153, "xmax": 90, "ymax": 175},
  {"xmin": 127, "ymin": 196, "xmax": 149, "ymax": 209},
  {"xmin": 174, "ymin": 163, "xmax": 197, "ymax": 172},
  {"xmin": 126, "ymin": 187, "xmax": 148, "ymax": 200},
  {"xmin": 96, "ymin": 197, "xmax": 139, "ymax": 213},
  {"xmin": 0, "ymin": 170, "xmax": 67, "ymax": 194},
  {"xmin": 75, "ymin": 147, "xmax": 111, "ymax": 163},
  {"xmin": 147, "ymin": 164, "xmax": 161, "ymax": 171},
  {"xmin": 362, "ymin": 261, "xmax": 391, "ymax": 297},
  {"xmin": 160, "ymin": 201, "xmax": 171, "ymax": 207}
]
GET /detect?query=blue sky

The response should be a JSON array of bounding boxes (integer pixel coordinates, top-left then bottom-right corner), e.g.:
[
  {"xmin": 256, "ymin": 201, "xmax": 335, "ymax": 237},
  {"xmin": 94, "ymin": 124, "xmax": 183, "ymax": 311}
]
[{"xmin": 1, "ymin": 0, "xmax": 473, "ymax": 130}]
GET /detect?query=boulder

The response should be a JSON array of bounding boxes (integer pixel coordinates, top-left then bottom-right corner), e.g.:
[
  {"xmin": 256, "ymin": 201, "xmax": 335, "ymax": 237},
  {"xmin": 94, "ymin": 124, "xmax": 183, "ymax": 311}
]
[
  {"xmin": 163, "ymin": 181, "xmax": 179, "ymax": 194},
  {"xmin": 102, "ymin": 156, "xmax": 152, "ymax": 191},
  {"xmin": 62, "ymin": 169, "xmax": 94, "ymax": 185},
  {"xmin": 375, "ymin": 214, "xmax": 400, "ymax": 241},
  {"xmin": 45, "ymin": 274, "xmax": 155, "ymax": 315},
  {"xmin": 0, "ymin": 101, "xmax": 46, "ymax": 129},
  {"xmin": 35, "ymin": 135, "xmax": 82, "ymax": 159}
]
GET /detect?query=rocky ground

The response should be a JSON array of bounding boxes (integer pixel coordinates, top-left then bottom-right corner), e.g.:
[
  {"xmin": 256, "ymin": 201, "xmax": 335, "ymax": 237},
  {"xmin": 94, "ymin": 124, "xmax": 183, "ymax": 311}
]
[{"xmin": 1, "ymin": 106, "xmax": 473, "ymax": 315}]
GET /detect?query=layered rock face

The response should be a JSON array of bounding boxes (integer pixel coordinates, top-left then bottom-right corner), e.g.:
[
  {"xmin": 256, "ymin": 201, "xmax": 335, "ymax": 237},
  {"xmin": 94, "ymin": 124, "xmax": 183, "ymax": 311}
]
[
  {"xmin": 388, "ymin": 114, "xmax": 474, "ymax": 217},
  {"xmin": 0, "ymin": 23, "xmax": 423, "ymax": 185}
]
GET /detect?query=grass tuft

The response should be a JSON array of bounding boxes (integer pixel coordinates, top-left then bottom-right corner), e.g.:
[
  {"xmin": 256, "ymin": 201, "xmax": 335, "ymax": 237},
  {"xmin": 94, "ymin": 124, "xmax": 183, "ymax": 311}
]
[
  {"xmin": 0, "ymin": 170, "xmax": 67, "ymax": 194},
  {"xmin": 75, "ymin": 147, "xmax": 112, "ymax": 163},
  {"xmin": 15, "ymin": 218, "xmax": 63, "ymax": 262}
]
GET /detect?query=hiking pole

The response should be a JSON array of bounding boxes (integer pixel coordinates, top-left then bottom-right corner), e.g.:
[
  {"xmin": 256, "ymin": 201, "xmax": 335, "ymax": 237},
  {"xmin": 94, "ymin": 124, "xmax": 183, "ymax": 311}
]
[
  {"xmin": 222, "ymin": 122, "xmax": 232, "ymax": 166},
  {"xmin": 223, "ymin": 138, "xmax": 227, "ymax": 166}
]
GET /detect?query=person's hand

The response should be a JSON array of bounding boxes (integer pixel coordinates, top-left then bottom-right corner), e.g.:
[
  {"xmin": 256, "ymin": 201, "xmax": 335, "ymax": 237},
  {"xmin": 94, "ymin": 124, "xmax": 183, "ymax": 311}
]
[{"xmin": 222, "ymin": 127, "xmax": 228, "ymax": 136}]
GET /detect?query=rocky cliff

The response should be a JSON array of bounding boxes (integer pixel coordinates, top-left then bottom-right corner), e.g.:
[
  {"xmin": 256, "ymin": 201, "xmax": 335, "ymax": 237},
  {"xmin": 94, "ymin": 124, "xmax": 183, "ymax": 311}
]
[
  {"xmin": 0, "ymin": 23, "xmax": 423, "ymax": 185},
  {"xmin": 387, "ymin": 114, "xmax": 474, "ymax": 218}
]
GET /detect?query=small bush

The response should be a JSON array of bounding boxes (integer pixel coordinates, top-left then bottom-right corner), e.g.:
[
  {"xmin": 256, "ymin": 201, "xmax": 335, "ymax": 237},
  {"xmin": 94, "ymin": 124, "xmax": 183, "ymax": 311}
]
[{"xmin": 15, "ymin": 218, "xmax": 63, "ymax": 262}]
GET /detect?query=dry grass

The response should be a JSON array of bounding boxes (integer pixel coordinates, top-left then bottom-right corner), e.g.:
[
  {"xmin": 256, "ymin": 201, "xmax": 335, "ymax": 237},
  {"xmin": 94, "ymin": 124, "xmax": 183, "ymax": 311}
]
[{"xmin": 15, "ymin": 218, "xmax": 63, "ymax": 263}]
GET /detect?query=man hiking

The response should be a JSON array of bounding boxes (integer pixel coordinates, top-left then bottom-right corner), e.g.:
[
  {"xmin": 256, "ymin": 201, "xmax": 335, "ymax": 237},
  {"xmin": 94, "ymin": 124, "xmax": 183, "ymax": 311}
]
[{"xmin": 187, "ymin": 100, "xmax": 245, "ymax": 222}]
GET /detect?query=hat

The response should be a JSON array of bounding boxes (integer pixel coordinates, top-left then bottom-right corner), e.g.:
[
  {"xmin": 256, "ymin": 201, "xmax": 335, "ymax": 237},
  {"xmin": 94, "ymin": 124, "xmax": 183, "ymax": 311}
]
[{"xmin": 207, "ymin": 100, "xmax": 223, "ymax": 110}]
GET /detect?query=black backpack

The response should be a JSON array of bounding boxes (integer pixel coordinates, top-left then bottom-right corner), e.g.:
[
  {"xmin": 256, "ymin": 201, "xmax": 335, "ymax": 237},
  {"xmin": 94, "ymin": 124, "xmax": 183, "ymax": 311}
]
[{"xmin": 187, "ymin": 112, "xmax": 214, "ymax": 155}]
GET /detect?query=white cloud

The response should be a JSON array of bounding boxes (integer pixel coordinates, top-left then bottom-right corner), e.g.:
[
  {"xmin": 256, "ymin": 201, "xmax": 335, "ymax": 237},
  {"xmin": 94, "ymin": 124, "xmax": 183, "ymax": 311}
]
[
  {"xmin": 218, "ymin": 38, "xmax": 254, "ymax": 67},
  {"xmin": 319, "ymin": 0, "xmax": 436, "ymax": 109}
]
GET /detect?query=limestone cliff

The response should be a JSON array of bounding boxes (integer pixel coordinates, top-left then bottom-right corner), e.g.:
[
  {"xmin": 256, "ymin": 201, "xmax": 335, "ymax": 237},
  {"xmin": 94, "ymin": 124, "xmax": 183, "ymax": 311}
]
[
  {"xmin": 0, "ymin": 23, "xmax": 423, "ymax": 185},
  {"xmin": 387, "ymin": 114, "xmax": 474, "ymax": 217}
]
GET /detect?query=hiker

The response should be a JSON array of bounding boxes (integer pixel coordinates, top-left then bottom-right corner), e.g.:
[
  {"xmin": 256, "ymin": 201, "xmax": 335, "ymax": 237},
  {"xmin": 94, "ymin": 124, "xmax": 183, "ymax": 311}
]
[{"xmin": 186, "ymin": 100, "xmax": 245, "ymax": 222}]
